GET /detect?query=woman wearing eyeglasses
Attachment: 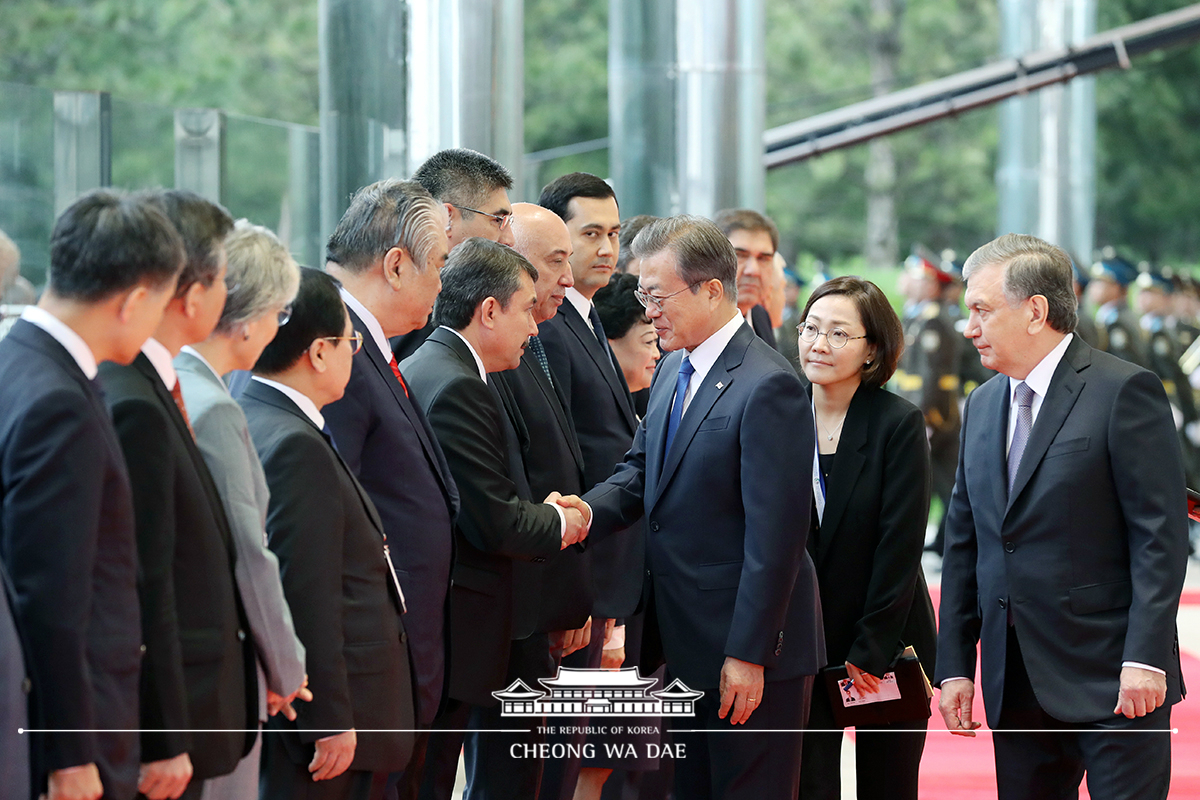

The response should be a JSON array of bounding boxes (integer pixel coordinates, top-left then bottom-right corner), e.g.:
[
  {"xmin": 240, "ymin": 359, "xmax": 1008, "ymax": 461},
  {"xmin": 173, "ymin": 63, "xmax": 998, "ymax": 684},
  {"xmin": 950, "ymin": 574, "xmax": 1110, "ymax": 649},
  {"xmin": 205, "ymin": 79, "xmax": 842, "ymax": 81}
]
[
  {"xmin": 173, "ymin": 221, "xmax": 309, "ymax": 800},
  {"xmin": 796, "ymin": 276, "xmax": 937, "ymax": 800}
]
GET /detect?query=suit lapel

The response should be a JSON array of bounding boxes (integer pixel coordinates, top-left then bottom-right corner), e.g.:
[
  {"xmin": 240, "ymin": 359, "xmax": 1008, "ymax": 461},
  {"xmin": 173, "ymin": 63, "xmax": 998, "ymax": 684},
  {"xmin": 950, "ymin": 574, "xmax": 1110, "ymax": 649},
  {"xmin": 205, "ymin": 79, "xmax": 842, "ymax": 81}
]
[
  {"xmin": 353, "ymin": 309, "xmax": 456, "ymax": 503},
  {"xmin": 522, "ymin": 353, "xmax": 585, "ymax": 473},
  {"xmin": 1006, "ymin": 337, "xmax": 1088, "ymax": 513},
  {"xmin": 562, "ymin": 307, "xmax": 638, "ymax": 433},
  {"xmin": 815, "ymin": 386, "xmax": 871, "ymax": 567},
  {"xmin": 651, "ymin": 327, "xmax": 751, "ymax": 508}
]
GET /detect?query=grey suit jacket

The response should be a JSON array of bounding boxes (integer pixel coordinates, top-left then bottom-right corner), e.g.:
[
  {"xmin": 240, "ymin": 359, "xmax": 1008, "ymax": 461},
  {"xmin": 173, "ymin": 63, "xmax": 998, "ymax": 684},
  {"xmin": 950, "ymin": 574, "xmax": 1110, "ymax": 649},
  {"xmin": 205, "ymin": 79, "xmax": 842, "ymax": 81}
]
[
  {"xmin": 936, "ymin": 335, "xmax": 1189, "ymax": 726},
  {"xmin": 175, "ymin": 350, "xmax": 306, "ymax": 721},
  {"xmin": 0, "ymin": 560, "xmax": 29, "ymax": 800}
]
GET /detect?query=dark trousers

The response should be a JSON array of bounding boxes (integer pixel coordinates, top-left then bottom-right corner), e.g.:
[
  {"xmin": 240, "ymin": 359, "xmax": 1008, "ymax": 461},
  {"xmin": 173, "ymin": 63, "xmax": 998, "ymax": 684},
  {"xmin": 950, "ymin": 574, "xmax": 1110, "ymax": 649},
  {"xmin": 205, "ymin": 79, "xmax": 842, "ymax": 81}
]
[
  {"xmin": 419, "ymin": 634, "xmax": 554, "ymax": 800},
  {"xmin": 799, "ymin": 676, "xmax": 927, "ymax": 800},
  {"xmin": 259, "ymin": 731, "xmax": 379, "ymax": 800},
  {"xmin": 670, "ymin": 673, "xmax": 813, "ymax": 800},
  {"xmin": 383, "ymin": 729, "xmax": 431, "ymax": 800},
  {"xmin": 994, "ymin": 627, "xmax": 1173, "ymax": 800}
]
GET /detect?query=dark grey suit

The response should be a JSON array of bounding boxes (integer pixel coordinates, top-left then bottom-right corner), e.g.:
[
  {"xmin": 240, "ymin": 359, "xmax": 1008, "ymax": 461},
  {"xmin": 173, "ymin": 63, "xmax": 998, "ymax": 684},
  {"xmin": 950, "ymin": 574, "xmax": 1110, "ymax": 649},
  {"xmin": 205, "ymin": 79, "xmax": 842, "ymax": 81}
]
[
  {"xmin": 936, "ymin": 335, "xmax": 1188, "ymax": 800},
  {"xmin": 0, "ymin": 559, "xmax": 30, "ymax": 800},
  {"xmin": 584, "ymin": 321, "xmax": 824, "ymax": 800},
  {"xmin": 0, "ymin": 320, "xmax": 142, "ymax": 799}
]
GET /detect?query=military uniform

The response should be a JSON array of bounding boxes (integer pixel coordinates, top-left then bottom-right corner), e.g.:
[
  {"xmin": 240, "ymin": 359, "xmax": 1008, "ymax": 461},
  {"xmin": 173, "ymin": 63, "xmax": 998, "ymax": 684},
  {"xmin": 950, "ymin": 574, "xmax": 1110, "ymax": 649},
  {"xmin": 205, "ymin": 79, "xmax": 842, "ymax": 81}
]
[{"xmin": 894, "ymin": 298, "xmax": 960, "ymax": 553}]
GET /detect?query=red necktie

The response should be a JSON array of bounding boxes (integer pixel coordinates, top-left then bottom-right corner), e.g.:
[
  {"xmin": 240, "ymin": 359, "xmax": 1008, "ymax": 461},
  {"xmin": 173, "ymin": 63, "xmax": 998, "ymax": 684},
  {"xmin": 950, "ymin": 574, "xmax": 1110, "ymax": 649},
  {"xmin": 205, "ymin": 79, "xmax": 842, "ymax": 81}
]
[
  {"xmin": 388, "ymin": 354, "xmax": 410, "ymax": 398},
  {"xmin": 169, "ymin": 381, "xmax": 197, "ymax": 441}
]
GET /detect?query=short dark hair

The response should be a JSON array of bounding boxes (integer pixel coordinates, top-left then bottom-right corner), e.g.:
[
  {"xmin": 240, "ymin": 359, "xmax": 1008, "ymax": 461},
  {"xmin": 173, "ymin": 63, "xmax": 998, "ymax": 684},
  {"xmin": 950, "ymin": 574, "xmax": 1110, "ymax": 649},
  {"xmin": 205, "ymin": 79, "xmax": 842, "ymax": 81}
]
[
  {"xmin": 139, "ymin": 189, "xmax": 234, "ymax": 294},
  {"xmin": 631, "ymin": 215, "xmax": 737, "ymax": 302},
  {"xmin": 800, "ymin": 276, "xmax": 904, "ymax": 390},
  {"xmin": 432, "ymin": 238, "xmax": 538, "ymax": 331},
  {"xmin": 712, "ymin": 208, "xmax": 780, "ymax": 252},
  {"xmin": 326, "ymin": 179, "xmax": 443, "ymax": 273},
  {"xmin": 538, "ymin": 172, "xmax": 617, "ymax": 222},
  {"xmin": 593, "ymin": 272, "xmax": 649, "ymax": 339},
  {"xmin": 48, "ymin": 189, "xmax": 185, "ymax": 302},
  {"xmin": 412, "ymin": 148, "xmax": 513, "ymax": 212},
  {"xmin": 616, "ymin": 215, "xmax": 658, "ymax": 273},
  {"xmin": 254, "ymin": 267, "xmax": 347, "ymax": 375},
  {"xmin": 962, "ymin": 234, "xmax": 1078, "ymax": 334}
]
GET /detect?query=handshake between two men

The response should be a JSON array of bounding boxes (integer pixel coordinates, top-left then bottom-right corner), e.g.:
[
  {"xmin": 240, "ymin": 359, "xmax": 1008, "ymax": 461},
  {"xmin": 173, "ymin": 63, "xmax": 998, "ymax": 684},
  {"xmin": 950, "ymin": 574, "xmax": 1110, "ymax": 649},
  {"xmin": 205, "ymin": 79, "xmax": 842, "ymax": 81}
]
[{"xmin": 545, "ymin": 491, "xmax": 593, "ymax": 548}]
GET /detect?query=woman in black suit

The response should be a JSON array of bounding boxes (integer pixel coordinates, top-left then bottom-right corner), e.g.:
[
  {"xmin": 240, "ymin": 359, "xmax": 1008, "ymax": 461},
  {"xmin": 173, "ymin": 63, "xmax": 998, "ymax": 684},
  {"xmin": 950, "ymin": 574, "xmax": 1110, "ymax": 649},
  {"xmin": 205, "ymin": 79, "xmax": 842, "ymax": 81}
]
[{"xmin": 797, "ymin": 276, "xmax": 937, "ymax": 800}]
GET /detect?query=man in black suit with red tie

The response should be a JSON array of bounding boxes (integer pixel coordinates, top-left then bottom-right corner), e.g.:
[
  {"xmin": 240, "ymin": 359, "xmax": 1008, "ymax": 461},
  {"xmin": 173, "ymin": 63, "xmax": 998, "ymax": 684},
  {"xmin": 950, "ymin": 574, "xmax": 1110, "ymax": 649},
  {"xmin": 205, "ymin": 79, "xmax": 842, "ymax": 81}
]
[
  {"xmin": 99, "ymin": 191, "xmax": 255, "ymax": 799},
  {"xmin": 402, "ymin": 238, "xmax": 590, "ymax": 800},
  {"xmin": 322, "ymin": 179, "xmax": 460, "ymax": 796},
  {"xmin": 936, "ymin": 234, "xmax": 1189, "ymax": 800},
  {"xmin": 0, "ymin": 190, "xmax": 185, "ymax": 800}
]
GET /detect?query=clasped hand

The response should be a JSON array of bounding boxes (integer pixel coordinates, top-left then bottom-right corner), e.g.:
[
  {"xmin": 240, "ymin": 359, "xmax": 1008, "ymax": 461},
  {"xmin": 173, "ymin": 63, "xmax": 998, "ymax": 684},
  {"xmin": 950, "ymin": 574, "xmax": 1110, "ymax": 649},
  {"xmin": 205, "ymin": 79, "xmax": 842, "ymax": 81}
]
[{"xmin": 545, "ymin": 491, "xmax": 591, "ymax": 548}]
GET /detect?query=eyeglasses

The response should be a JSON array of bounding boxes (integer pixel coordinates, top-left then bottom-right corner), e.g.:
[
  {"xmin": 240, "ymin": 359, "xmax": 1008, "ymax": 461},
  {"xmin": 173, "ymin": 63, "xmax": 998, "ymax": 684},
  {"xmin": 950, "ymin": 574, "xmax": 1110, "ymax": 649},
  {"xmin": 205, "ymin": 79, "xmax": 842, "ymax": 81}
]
[
  {"xmin": 277, "ymin": 303, "xmax": 292, "ymax": 326},
  {"xmin": 634, "ymin": 282, "xmax": 702, "ymax": 311},
  {"xmin": 798, "ymin": 322, "xmax": 867, "ymax": 349},
  {"xmin": 451, "ymin": 204, "xmax": 512, "ymax": 232},
  {"xmin": 323, "ymin": 330, "xmax": 364, "ymax": 355}
]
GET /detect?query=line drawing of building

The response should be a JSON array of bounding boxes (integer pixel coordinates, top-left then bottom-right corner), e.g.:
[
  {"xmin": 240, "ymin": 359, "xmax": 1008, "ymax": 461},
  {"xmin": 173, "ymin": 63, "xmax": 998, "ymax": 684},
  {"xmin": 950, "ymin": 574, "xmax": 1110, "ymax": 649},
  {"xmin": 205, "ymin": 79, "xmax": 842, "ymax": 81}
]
[{"xmin": 493, "ymin": 666, "xmax": 704, "ymax": 717}]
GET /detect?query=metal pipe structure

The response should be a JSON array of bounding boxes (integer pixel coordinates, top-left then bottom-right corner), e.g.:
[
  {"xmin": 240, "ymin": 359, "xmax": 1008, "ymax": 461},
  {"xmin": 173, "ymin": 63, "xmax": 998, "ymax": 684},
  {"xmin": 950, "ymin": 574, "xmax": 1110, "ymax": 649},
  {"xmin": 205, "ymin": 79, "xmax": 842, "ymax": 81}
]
[
  {"xmin": 53, "ymin": 91, "xmax": 110, "ymax": 216},
  {"xmin": 610, "ymin": 0, "xmax": 766, "ymax": 218},
  {"xmin": 763, "ymin": 3, "xmax": 1200, "ymax": 169},
  {"xmin": 408, "ymin": 0, "xmax": 524, "ymax": 195}
]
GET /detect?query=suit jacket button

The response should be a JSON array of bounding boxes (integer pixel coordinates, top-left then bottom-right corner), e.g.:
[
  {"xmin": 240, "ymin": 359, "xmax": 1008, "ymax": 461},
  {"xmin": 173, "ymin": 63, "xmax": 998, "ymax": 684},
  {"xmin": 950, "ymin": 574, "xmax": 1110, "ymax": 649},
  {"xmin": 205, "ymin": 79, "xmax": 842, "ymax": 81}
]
[
  {"xmin": 237, "ymin": 629, "xmax": 247, "ymax": 641},
  {"xmin": 998, "ymin": 598, "xmax": 1008, "ymax": 610},
  {"xmin": 650, "ymin": 521, "xmax": 660, "ymax": 532},
  {"xmin": 401, "ymin": 631, "xmax": 407, "ymax": 644},
  {"xmin": 21, "ymin": 678, "xmax": 31, "ymax": 694},
  {"xmin": 1004, "ymin": 541, "xmax": 1015, "ymax": 553},
  {"xmin": 140, "ymin": 644, "xmax": 147, "ymax": 654}
]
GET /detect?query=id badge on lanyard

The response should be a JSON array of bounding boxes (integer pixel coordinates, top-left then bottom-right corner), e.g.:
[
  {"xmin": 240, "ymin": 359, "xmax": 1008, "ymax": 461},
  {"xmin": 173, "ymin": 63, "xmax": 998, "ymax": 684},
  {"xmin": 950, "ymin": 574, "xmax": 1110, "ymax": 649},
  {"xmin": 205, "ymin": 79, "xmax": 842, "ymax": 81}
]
[{"xmin": 812, "ymin": 400, "xmax": 826, "ymax": 524}]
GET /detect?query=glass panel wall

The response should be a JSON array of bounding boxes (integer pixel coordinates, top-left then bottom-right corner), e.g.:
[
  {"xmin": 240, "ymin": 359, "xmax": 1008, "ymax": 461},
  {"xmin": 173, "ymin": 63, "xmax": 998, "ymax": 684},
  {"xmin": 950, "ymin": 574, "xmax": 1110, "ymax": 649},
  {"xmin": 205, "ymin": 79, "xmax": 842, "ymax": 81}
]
[{"xmin": 0, "ymin": 82, "xmax": 55, "ymax": 288}]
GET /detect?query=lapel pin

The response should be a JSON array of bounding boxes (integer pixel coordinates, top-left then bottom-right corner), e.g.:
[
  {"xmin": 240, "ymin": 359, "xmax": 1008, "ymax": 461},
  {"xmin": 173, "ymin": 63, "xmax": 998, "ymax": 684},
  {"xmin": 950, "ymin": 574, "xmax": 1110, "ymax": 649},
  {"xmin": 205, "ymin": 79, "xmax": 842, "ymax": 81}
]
[{"xmin": 716, "ymin": 381, "xmax": 724, "ymax": 389}]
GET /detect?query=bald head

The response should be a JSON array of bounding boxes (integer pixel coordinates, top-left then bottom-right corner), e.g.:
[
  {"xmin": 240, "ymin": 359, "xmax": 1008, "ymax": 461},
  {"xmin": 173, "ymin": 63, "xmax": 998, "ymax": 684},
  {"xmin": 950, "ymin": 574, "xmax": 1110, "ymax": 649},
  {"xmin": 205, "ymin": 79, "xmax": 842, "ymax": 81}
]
[
  {"xmin": 0, "ymin": 229, "xmax": 19, "ymax": 295},
  {"xmin": 511, "ymin": 203, "xmax": 574, "ymax": 323}
]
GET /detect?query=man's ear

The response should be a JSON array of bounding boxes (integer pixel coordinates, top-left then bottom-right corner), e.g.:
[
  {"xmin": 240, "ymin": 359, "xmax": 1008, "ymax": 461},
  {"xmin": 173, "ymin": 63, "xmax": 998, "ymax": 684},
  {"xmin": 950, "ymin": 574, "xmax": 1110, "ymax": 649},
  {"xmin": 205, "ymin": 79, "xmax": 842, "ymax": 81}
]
[
  {"xmin": 478, "ymin": 296, "xmax": 500, "ymax": 330},
  {"xmin": 1027, "ymin": 294, "xmax": 1050, "ymax": 333},
  {"xmin": 382, "ymin": 246, "xmax": 412, "ymax": 291},
  {"xmin": 705, "ymin": 277, "xmax": 725, "ymax": 304},
  {"xmin": 181, "ymin": 280, "xmax": 207, "ymax": 318},
  {"xmin": 443, "ymin": 203, "xmax": 457, "ymax": 232},
  {"xmin": 116, "ymin": 284, "xmax": 153, "ymax": 324},
  {"xmin": 307, "ymin": 337, "xmax": 330, "ymax": 373}
]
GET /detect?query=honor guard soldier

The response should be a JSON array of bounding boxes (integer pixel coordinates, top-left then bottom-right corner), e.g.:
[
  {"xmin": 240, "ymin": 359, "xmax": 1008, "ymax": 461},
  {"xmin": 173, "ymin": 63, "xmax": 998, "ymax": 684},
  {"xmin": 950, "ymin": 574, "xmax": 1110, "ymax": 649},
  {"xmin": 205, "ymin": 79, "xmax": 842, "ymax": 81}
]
[
  {"xmin": 894, "ymin": 255, "xmax": 960, "ymax": 555},
  {"xmin": 1070, "ymin": 257, "xmax": 1101, "ymax": 349},
  {"xmin": 1086, "ymin": 253, "xmax": 1149, "ymax": 368},
  {"xmin": 1170, "ymin": 273, "xmax": 1200, "ymax": 353},
  {"xmin": 941, "ymin": 253, "xmax": 993, "ymax": 397},
  {"xmin": 1137, "ymin": 266, "xmax": 1200, "ymax": 485}
]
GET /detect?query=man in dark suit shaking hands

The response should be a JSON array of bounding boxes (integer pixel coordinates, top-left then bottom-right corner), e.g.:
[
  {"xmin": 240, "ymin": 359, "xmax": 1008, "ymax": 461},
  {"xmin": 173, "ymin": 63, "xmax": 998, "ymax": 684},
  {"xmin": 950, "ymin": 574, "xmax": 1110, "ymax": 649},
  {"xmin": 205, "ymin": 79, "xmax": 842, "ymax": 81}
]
[
  {"xmin": 580, "ymin": 216, "xmax": 823, "ymax": 800},
  {"xmin": 936, "ymin": 234, "xmax": 1189, "ymax": 800}
]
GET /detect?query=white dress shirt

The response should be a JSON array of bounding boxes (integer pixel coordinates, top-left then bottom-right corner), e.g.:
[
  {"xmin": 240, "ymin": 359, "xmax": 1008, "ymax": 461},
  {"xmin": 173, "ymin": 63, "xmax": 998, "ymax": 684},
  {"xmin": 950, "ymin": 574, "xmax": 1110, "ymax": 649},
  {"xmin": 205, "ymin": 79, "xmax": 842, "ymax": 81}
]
[
  {"xmin": 671, "ymin": 310, "xmax": 746, "ymax": 419},
  {"xmin": 20, "ymin": 306, "xmax": 98, "ymax": 379},
  {"xmin": 251, "ymin": 376, "xmax": 325, "ymax": 430},
  {"xmin": 140, "ymin": 337, "xmax": 178, "ymax": 390},
  {"xmin": 340, "ymin": 288, "xmax": 393, "ymax": 364}
]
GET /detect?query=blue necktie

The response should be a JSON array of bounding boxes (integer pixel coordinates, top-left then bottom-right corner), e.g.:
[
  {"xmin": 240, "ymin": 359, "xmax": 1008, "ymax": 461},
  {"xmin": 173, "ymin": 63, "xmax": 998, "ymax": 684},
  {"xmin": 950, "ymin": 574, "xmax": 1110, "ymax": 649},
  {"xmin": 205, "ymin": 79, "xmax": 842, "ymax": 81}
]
[
  {"xmin": 664, "ymin": 356, "xmax": 695, "ymax": 457},
  {"xmin": 1008, "ymin": 381, "xmax": 1034, "ymax": 494}
]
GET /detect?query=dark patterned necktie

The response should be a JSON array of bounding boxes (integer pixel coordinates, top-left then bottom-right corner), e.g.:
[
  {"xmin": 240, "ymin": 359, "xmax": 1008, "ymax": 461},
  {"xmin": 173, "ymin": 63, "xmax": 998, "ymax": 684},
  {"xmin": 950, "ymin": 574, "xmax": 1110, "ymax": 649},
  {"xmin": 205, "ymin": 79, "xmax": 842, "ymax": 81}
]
[{"xmin": 527, "ymin": 335, "xmax": 554, "ymax": 388}]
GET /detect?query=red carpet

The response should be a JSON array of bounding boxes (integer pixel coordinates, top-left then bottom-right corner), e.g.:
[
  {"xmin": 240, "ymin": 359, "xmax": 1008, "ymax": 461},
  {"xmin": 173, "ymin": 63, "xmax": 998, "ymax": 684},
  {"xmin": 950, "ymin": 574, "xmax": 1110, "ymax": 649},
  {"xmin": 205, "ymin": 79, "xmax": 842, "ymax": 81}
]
[{"xmin": 904, "ymin": 587, "xmax": 1200, "ymax": 799}]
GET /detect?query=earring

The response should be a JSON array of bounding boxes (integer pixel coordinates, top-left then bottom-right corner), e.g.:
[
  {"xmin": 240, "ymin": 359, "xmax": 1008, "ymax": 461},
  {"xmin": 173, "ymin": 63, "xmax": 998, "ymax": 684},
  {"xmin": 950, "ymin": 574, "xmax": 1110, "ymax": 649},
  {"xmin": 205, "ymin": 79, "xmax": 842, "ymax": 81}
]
[{"xmin": 865, "ymin": 360, "xmax": 872, "ymax": 365}]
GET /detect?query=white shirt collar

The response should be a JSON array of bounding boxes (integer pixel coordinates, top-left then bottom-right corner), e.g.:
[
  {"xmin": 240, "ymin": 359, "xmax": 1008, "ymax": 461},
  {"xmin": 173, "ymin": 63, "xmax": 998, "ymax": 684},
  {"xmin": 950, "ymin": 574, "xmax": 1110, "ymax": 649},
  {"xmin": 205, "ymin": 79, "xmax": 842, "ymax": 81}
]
[
  {"xmin": 1009, "ymin": 333, "xmax": 1073, "ymax": 401},
  {"xmin": 684, "ymin": 310, "xmax": 746, "ymax": 392},
  {"xmin": 251, "ymin": 375, "xmax": 325, "ymax": 429},
  {"xmin": 140, "ymin": 337, "xmax": 177, "ymax": 390},
  {"xmin": 19, "ymin": 306, "xmax": 98, "ymax": 379},
  {"xmin": 178, "ymin": 345, "xmax": 227, "ymax": 394},
  {"xmin": 439, "ymin": 326, "xmax": 488, "ymax": 382},
  {"xmin": 564, "ymin": 287, "xmax": 594, "ymax": 330},
  {"xmin": 338, "ymin": 287, "xmax": 392, "ymax": 364}
]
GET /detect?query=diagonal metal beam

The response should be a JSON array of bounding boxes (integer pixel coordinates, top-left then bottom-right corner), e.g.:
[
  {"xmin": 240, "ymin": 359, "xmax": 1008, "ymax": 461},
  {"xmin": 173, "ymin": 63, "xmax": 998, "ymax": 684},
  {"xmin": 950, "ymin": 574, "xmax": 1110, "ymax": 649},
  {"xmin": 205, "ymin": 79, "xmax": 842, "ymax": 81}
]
[{"xmin": 763, "ymin": 3, "xmax": 1200, "ymax": 168}]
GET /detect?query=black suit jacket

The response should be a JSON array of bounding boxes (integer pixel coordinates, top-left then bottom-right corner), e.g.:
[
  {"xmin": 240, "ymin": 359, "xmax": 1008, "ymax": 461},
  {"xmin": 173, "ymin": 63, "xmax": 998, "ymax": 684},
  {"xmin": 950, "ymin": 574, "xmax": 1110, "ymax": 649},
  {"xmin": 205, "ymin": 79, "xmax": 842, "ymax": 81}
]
[
  {"xmin": 99, "ymin": 354, "xmax": 254, "ymax": 779},
  {"xmin": 936, "ymin": 336, "xmax": 1189, "ymax": 726},
  {"xmin": 241, "ymin": 380, "xmax": 415, "ymax": 772},
  {"xmin": 749, "ymin": 304, "xmax": 778, "ymax": 350},
  {"xmin": 0, "ymin": 320, "xmax": 141, "ymax": 798},
  {"xmin": 322, "ymin": 306, "xmax": 459, "ymax": 726},
  {"xmin": 402, "ymin": 327, "xmax": 563, "ymax": 705},
  {"xmin": 807, "ymin": 385, "xmax": 937, "ymax": 679},
  {"xmin": 539, "ymin": 303, "xmax": 641, "ymax": 618},
  {"xmin": 585, "ymin": 322, "xmax": 825, "ymax": 689},
  {"xmin": 494, "ymin": 346, "xmax": 593, "ymax": 633}
]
